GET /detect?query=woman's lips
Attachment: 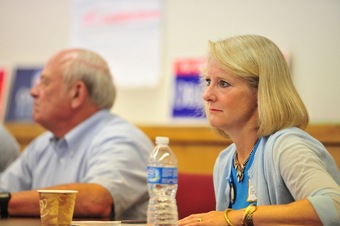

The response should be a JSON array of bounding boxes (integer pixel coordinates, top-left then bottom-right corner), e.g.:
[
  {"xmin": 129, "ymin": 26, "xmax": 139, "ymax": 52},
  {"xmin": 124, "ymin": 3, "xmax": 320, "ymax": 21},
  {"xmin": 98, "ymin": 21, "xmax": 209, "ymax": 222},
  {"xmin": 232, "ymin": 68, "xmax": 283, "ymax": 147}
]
[{"xmin": 209, "ymin": 108, "xmax": 222, "ymax": 112}]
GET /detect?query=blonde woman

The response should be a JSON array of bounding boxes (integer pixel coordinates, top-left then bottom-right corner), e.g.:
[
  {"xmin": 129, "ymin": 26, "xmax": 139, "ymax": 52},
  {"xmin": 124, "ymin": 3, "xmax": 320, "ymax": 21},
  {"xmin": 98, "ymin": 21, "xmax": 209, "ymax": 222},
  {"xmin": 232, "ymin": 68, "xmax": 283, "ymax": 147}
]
[{"xmin": 179, "ymin": 35, "xmax": 340, "ymax": 226}]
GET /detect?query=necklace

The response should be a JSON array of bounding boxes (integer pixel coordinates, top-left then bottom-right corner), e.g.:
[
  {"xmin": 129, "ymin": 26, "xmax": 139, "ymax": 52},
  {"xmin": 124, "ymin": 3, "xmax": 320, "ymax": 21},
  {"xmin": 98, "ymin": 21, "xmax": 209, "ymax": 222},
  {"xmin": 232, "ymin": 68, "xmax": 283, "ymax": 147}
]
[{"xmin": 233, "ymin": 139, "xmax": 259, "ymax": 183}]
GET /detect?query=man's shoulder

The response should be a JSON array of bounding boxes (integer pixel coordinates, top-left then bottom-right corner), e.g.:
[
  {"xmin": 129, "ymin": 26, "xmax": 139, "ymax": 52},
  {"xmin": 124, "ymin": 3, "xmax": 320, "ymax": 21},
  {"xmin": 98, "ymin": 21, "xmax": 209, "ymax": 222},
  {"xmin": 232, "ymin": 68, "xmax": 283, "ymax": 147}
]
[
  {"xmin": 95, "ymin": 113, "xmax": 139, "ymax": 133},
  {"xmin": 88, "ymin": 113, "xmax": 153, "ymax": 145}
]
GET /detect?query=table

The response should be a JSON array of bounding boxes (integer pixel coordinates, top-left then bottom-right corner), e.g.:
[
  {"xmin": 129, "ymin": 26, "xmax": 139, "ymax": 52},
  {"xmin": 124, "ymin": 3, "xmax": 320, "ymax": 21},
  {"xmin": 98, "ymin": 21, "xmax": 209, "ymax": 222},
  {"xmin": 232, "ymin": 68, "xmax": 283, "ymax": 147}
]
[
  {"xmin": 0, "ymin": 217, "xmax": 147, "ymax": 226},
  {"xmin": 0, "ymin": 218, "xmax": 40, "ymax": 226}
]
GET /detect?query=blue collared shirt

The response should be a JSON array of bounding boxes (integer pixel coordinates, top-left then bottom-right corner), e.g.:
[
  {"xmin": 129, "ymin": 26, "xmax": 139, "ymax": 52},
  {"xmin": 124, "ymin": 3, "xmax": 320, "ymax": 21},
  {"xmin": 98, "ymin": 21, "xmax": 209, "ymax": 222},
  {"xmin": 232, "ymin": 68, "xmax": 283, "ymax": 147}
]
[{"xmin": 0, "ymin": 109, "xmax": 154, "ymax": 220}]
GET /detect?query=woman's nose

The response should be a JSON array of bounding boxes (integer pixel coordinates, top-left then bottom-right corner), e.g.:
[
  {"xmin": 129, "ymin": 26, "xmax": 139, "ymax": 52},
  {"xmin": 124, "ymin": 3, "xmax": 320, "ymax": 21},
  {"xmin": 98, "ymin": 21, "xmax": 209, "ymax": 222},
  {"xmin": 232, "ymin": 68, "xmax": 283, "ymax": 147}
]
[{"xmin": 203, "ymin": 86, "xmax": 216, "ymax": 102}]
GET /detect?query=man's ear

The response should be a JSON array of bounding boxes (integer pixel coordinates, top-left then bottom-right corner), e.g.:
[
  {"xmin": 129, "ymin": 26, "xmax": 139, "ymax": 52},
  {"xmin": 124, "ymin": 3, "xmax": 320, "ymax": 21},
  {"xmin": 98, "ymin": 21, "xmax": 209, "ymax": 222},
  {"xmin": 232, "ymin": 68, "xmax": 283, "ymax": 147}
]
[{"xmin": 70, "ymin": 81, "xmax": 88, "ymax": 108}]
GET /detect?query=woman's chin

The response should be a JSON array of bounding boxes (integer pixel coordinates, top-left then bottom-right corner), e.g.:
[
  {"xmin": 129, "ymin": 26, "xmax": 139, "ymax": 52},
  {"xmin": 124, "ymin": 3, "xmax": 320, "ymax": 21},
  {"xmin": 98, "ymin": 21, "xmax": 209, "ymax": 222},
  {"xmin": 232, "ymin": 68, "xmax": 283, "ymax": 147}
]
[{"xmin": 208, "ymin": 120, "xmax": 222, "ymax": 129}]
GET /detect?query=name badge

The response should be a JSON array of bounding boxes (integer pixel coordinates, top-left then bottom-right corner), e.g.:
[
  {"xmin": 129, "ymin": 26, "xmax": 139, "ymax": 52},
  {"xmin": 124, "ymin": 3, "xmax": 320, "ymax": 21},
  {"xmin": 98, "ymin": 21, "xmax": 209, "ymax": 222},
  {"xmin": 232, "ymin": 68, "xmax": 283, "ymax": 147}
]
[{"xmin": 247, "ymin": 180, "xmax": 257, "ymax": 202}]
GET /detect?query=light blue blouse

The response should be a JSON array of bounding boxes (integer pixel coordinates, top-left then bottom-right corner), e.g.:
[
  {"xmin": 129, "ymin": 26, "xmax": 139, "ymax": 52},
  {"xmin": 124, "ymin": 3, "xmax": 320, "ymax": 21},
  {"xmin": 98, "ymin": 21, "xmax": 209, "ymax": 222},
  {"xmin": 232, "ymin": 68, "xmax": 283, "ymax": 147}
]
[
  {"xmin": 0, "ymin": 109, "xmax": 154, "ymax": 220},
  {"xmin": 213, "ymin": 127, "xmax": 340, "ymax": 226}
]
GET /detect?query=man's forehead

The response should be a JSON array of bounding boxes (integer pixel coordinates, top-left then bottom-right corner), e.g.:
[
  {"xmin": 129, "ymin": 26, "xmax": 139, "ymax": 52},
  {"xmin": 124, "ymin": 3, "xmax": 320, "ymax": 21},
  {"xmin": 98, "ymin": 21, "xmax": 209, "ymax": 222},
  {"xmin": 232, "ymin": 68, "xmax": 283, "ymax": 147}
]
[{"xmin": 41, "ymin": 60, "xmax": 63, "ymax": 79}]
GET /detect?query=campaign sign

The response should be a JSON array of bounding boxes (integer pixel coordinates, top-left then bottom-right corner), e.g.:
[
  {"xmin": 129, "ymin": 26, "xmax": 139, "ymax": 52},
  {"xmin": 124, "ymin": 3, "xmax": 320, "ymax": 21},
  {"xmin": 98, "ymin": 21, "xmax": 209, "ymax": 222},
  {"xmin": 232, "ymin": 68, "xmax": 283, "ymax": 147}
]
[
  {"xmin": 172, "ymin": 58, "xmax": 206, "ymax": 118},
  {"xmin": 0, "ymin": 68, "xmax": 5, "ymax": 97},
  {"xmin": 0, "ymin": 68, "xmax": 7, "ymax": 120},
  {"xmin": 5, "ymin": 67, "xmax": 41, "ymax": 122},
  {"xmin": 0, "ymin": 68, "xmax": 6, "ymax": 104}
]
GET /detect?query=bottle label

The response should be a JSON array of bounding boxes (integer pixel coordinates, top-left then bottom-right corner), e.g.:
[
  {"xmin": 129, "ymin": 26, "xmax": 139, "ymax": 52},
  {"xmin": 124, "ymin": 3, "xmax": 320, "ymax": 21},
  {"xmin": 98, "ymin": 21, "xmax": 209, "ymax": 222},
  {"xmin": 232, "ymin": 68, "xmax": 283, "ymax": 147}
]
[{"xmin": 147, "ymin": 166, "xmax": 178, "ymax": 184}]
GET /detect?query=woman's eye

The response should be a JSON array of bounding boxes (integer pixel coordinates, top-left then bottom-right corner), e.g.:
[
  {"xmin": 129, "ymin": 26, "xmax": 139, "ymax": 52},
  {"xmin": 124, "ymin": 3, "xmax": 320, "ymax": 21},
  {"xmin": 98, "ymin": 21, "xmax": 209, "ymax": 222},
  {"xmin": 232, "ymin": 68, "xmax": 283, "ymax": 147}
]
[
  {"xmin": 205, "ymin": 78, "xmax": 211, "ymax": 86},
  {"xmin": 220, "ymin": 80, "xmax": 230, "ymax": 88}
]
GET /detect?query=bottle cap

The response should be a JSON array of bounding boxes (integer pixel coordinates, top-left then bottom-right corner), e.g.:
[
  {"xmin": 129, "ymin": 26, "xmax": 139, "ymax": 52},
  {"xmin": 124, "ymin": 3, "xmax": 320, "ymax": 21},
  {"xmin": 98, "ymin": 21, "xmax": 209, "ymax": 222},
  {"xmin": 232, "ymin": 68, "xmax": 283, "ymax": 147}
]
[{"xmin": 155, "ymin": 136, "xmax": 169, "ymax": 145}]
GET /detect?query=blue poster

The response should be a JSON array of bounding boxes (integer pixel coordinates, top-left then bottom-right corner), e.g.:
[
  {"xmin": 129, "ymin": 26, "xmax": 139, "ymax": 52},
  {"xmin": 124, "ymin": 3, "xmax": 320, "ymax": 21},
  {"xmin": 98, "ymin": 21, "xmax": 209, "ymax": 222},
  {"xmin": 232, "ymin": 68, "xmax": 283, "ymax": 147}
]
[
  {"xmin": 172, "ymin": 58, "xmax": 206, "ymax": 119},
  {"xmin": 5, "ymin": 67, "xmax": 41, "ymax": 122}
]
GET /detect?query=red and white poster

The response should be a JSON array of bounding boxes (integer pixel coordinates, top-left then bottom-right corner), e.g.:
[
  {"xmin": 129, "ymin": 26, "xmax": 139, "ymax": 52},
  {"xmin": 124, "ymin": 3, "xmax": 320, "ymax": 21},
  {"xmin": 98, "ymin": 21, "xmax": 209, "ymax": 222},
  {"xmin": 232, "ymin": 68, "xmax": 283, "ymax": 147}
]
[{"xmin": 70, "ymin": 0, "xmax": 163, "ymax": 88}]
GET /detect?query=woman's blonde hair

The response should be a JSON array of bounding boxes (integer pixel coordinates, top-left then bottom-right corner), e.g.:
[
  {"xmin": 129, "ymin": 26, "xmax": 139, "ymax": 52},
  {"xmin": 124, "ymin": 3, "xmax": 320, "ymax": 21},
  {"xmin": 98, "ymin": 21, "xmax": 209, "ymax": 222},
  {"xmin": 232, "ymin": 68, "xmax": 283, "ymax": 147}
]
[{"xmin": 205, "ymin": 34, "xmax": 309, "ymax": 137}]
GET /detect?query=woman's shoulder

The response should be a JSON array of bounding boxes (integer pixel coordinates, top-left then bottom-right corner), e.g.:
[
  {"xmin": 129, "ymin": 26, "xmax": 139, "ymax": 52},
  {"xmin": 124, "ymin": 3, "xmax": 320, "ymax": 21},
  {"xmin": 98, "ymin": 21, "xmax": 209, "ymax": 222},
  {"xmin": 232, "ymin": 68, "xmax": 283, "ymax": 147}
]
[
  {"xmin": 266, "ymin": 127, "xmax": 323, "ymax": 148},
  {"xmin": 263, "ymin": 126, "xmax": 329, "ymax": 164}
]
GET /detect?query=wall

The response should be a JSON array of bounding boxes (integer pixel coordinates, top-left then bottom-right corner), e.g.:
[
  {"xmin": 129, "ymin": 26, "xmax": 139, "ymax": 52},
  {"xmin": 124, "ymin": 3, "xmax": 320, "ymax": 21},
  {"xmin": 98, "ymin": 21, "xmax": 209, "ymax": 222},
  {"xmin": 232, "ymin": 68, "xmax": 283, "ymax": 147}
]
[{"xmin": 0, "ymin": 0, "xmax": 340, "ymax": 125}]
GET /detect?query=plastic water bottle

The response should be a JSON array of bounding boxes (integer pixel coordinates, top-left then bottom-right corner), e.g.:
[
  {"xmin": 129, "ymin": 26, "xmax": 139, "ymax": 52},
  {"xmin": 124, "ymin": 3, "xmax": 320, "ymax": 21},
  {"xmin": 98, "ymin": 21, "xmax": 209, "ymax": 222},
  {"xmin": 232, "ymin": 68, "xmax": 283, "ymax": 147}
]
[{"xmin": 147, "ymin": 136, "xmax": 178, "ymax": 226}]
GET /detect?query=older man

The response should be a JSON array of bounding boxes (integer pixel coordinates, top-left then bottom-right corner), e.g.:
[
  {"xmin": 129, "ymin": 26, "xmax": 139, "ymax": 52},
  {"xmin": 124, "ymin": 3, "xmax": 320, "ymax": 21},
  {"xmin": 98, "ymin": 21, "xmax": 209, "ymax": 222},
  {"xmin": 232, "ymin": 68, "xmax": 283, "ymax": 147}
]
[{"xmin": 0, "ymin": 49, "xmax": 153, "ymax": 220}]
